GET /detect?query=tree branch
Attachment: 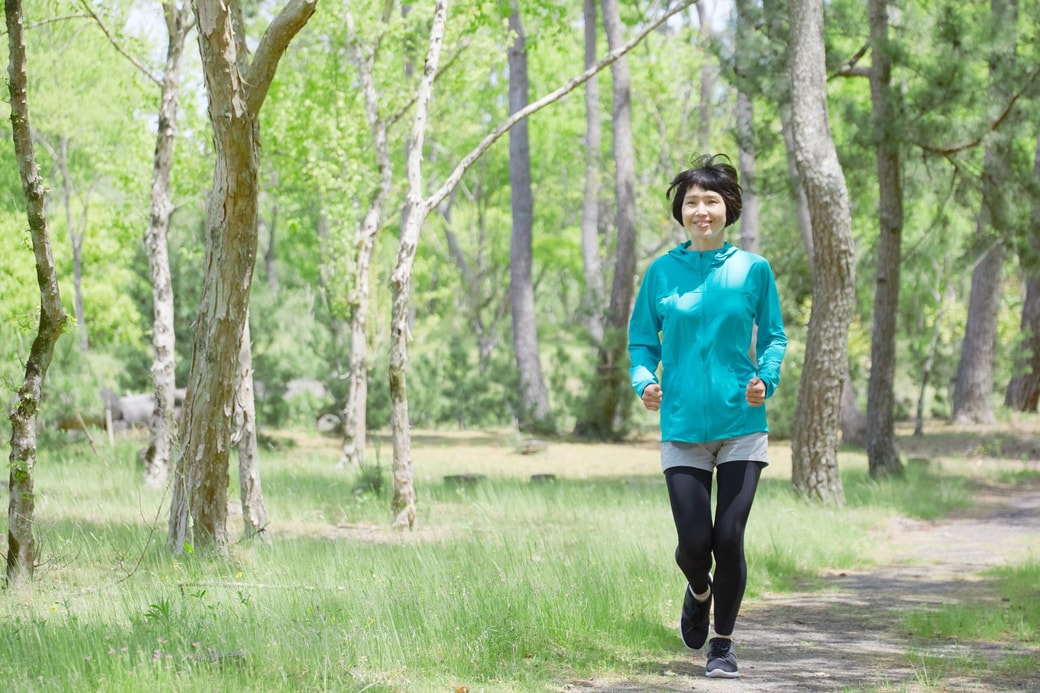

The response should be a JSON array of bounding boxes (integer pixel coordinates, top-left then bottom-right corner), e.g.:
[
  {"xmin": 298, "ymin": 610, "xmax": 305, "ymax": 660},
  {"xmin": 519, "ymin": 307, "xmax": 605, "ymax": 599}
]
[
  {"xmin": 76, "ymin": 0, "xmax": 161, "ymax": 86},
  {"xmin": 919, "ymin": 64, "xmax": 1040, "ymax": 156},
  {"xmin": 426, "ymin": 0, "xmax": 698, "ymax": 212},
  {"xmin": 829, "ymin": 42, "xmax": 870, "ymax": 80},
  {"xmin": 246, "ymin": 0, "xmax": 318, "ymax": 115}
]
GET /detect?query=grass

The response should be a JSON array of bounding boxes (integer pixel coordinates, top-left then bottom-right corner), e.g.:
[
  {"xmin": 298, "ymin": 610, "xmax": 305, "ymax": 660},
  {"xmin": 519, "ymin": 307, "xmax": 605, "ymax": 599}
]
[
  {"xmin": 0, "ymin": 423, "xmax": 1036, "ymax": 691},
  {"xmin": 903, "ymin": 560, "xmax": 1040, "ymax": 643}
]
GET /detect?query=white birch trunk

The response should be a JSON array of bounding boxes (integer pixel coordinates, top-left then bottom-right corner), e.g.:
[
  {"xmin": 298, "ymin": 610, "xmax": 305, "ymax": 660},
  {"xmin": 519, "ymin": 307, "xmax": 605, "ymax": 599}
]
[{"xmin": 234, "ymin": 318, "xmax": 268, "ymax": 540}]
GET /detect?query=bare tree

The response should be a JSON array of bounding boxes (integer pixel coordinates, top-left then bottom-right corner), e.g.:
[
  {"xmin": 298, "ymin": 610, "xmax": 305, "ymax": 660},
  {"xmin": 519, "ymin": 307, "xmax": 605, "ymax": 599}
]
[
  {"xmin": 787, "ymin": 0, "xmax": 856, "ymax": 505},
  {"xmin": 168, "ymin": 0, "xmax": 317, "ymax": 556},
  {"xmin": 388, "ymin": 0, "xmax": 697, "ymax": 527},
  {"xmin": 508, "ymin": 2, "xmax": 552, "ymax": 432},
  {"xmin": 864, "ymin": 0, "xmax": 904, "ymax": 478},
  {"xmin": 5, "ymin": 0, "xmax": 69, "ymax": 587}
]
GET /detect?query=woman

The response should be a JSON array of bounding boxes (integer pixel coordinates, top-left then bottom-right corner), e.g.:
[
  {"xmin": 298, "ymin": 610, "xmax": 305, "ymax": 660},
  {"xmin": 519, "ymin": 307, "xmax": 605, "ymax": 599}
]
[{"xmin": 628, "ymin": 154, "xmax": 786, "ymax": 679}]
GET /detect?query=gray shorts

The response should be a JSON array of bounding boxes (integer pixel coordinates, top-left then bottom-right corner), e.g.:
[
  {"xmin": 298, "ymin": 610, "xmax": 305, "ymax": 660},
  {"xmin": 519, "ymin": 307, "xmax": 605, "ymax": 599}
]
[{"xmin": 661, "ymin": 432, "xmax": 769, "ymax": 473}]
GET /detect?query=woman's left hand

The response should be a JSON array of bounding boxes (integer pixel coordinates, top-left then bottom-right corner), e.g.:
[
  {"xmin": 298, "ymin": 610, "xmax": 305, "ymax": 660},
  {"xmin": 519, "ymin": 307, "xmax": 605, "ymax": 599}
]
[{"xmin": 745, "ymin": 377, "xmax": 766, "ymax": 407}]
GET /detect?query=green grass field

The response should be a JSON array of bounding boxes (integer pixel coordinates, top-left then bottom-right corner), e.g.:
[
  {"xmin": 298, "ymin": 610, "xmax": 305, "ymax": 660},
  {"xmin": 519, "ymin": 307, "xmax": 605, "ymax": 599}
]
[{"xmin": 1, "ymin": 423, "xmax": 1037, "ymax": 692}]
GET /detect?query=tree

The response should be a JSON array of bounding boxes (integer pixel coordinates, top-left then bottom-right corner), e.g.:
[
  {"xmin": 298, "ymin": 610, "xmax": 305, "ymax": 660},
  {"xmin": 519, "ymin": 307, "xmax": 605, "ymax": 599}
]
[
  {"xmin": 1004, "ymin": 132, "xmax": 1040, "ymax": 412},
  {"xmin": 388, "ymin": 0, "xmax": 697, "ymax": 527},
  {"xmin": 733, "ymin": 0, "xmax": 760, "ymax": 253},
  {"xmin": 864, "ymin": 0, "xmax": 904, "ymax": 478},
  {"xmin": 235, "ymin": 316, "xmax": 268, "ymax": 539},
  {"xmin": 693, "ymin": 1, "xmax": 715, "ymax": 153},
  {"xmin": 580, "ymin": 0, "xmax": 605, "ymax": 344},
  {"xmin": 141, "ymin": 2, "xmax": 194, "ymax": 487},
  {"xmin": 168, "ymin": 0, "xmax": 317, "ymax": 556},
  {"xmin": 951, "ymin": 0, "xmax": 1018, "ymax": 425},
  {"xmin": 5, "ymin": 0, "xmax": 69, "ymax": 587},
  {"xmin": 787, "ymin": 0, "xmax": 855, "ymax": 505},
  {"xmin": 572, "ymin": 0, "xmax": 640, "ymax": 440},
  {"xmin": 79, "ymin": 0, "xmax": 196, "ymax": 486},
  {"xmin": 338, "ymin": 2, "xmax": 395, "ymax": 469},
  {"xmin": 507, "ymin": 2, "xmax": 552, "ymax": 433}
]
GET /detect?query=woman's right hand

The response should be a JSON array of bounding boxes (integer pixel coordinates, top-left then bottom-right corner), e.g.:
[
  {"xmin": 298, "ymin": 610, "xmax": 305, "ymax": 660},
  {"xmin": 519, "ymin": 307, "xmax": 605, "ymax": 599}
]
[{"xmin": 641, "ymin": 383, "xmax": 663, "ymax": 411}]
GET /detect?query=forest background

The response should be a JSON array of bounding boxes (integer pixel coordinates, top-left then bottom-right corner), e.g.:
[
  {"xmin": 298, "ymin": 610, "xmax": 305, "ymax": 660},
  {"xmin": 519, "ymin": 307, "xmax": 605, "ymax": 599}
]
[{"xmin": 3, "ymin": 0, "xmax": 1040, "ymax": 537}]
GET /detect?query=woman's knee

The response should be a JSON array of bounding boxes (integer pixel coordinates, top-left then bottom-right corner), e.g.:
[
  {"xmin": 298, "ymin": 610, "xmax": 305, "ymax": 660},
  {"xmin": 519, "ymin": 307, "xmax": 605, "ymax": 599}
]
[
  {"xmin": 674, "ymin": 537, "xmax": 712, "ymax": 572},
  {"xmin": 711, "ymin": 525, "xmax": 744, "ymax": 562}
]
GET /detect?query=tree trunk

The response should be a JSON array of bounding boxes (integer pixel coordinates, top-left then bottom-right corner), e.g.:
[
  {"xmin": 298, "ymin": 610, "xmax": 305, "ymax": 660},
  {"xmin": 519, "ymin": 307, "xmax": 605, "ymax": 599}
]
[
  {"xmin": 951, "ymin": 0, "xmax": 1017, "ymax": 425},
  {"xmin": 339, "ymin": 6, "xmax": 394, "ymax": 469},
  {"xmin": 581, "ymin": 0, "xmax": 605, "ymax": 344},
  {"xmin": 389, "ymin": 0, "xmax": 449, "ymax": 530},
  {"xmin": 864, "ymin": 0, "xmax": 904, "ymax": 478},
  {"xmin": 1004, "ymin": 132, "xmax": 1040, "ymax": 412},
  {"xmin": 694, "ymin": 2, "xmax": 715, "ymax": 153},
  {"xmin": 735, "ymin": 91, "xmax": 760, "ymax": 253},
  {"xmin": 780, "ymin": 105, "xmax": 816, "ymax": 263},
  {"xmin": 143, "ymin": 2, "xmax": 192, "ymax": 488},
  {"xmin": 781, "ymin": 102, "xmax": 865, "ymax": 446},
  {"xmin": 573, "ymin": 0, "xmax": 638, "ymax": 440},
  {"xmin": 733, "ymin": 0, "xmax": 760, "ymax": 255},
  {"xmin": 787, "ymin": 0, "xmax": 855, "ymax": 505},
  {"xmin": 953, "ymin": 237, "xmax": 1005, "ymax": 424},
  {"xmin": 5, "ymin": 0, "xmax": 69, "ymax": 587},
  {"xmin": 508, "ymin": 4, "xmax": 552, "ymax": 433},
  {"xmin": 168, "ymin": 0, "xmax": 316, "ymax": 556},
  {"xmin": 234, "ymin": 317, "xmax": 268, "ymax": 540}
]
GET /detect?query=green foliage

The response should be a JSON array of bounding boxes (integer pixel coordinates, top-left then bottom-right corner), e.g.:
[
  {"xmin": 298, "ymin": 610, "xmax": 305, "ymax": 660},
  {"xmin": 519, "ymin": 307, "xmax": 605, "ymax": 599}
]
[{"xmin": 405, "ymin": 316, "xmax": 520, "ymax": 429}]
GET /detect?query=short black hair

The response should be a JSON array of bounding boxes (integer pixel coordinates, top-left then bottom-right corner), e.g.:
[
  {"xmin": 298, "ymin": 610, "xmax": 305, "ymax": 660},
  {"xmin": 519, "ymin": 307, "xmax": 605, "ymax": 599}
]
[{"xmin": 666, "ymin": 154, "xmax": 743, "ymax": 227}]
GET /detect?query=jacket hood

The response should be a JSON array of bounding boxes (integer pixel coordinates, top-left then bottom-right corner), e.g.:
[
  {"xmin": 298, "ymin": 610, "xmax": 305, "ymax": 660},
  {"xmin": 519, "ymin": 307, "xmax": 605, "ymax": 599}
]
[{"xmin": 667, "ymin": 241, "xmax": 739, "ymax": 267}]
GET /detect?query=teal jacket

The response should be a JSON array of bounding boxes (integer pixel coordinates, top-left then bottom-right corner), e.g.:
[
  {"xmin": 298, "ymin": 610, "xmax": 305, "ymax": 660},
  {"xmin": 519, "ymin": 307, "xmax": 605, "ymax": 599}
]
[{"xmin": 628, "ymin": 241, "xmax": 787, "ymax": 443}]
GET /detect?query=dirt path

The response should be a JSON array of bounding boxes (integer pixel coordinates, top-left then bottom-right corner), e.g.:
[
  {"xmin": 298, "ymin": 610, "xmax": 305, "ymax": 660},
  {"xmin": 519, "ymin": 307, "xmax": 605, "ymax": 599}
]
[{"xmin": 560, "ymin": 479, "xmax": 1040, "ymax": 693}]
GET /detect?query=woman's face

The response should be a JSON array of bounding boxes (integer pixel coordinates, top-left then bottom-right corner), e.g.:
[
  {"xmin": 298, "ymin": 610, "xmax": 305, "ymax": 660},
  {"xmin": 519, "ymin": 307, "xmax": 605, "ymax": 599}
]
[{"xmin": 681, "ymin": 185, "xmax": 727, "ymax": 249}]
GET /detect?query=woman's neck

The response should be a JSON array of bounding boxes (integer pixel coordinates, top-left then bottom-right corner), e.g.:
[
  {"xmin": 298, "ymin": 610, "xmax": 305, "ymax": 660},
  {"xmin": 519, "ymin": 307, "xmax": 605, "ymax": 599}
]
[{"xmin": 688, "ymin": 238, "xmax": 726, "ymax": 252}]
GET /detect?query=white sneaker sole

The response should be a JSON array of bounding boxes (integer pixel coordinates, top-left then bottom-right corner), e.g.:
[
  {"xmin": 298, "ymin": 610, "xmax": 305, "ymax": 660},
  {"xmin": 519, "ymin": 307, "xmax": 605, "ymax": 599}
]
[{"xmin": 705, "ymin": 669, "xmax": 740, "ymax": 678}]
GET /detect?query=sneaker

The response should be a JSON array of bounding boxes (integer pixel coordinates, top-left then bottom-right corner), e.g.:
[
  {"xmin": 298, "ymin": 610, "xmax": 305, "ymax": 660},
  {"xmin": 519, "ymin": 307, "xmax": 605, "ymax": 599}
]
[
  {"xmin": 679, "ymin": 575, "xmax": 711, "ymax": 650},
  {"xmin": 705, "ymin": 637, "xmax": 739, "ymax": 678}
]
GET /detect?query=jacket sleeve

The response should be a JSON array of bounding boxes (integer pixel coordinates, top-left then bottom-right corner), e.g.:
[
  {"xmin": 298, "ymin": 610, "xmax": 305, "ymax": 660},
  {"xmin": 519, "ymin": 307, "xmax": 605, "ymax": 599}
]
[
  {"xmin": 754, "ymin": 260, "xmax": 787, "ymax": 398},
  {"xmin": 628, "ymin": 267, "xmax": 662, "ymax": 397}
]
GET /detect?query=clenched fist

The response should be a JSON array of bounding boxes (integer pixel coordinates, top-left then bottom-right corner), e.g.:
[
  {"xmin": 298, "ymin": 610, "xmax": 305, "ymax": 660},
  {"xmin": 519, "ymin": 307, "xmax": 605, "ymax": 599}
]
[
  {"xmin": 641, "ymin": 383, "xmax": 663, "ymax": 411},
  {"xmin": 746, "ymin": 377, "xmax": 765, "ymax": 407}
]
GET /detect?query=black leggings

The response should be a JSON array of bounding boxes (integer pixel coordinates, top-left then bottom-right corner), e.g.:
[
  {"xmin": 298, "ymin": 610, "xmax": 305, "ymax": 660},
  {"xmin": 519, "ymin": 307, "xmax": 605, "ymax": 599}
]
[{"xmin": 664, "ymin": 461, "xmax": 764, "ymax": 637}]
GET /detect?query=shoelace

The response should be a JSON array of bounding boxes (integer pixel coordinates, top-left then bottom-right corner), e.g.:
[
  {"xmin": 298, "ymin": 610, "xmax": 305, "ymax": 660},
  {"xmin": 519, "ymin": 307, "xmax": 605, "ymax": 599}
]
[{"xmin": 708, "ymin": 641, "xmax": 732, "ymax": 659}]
